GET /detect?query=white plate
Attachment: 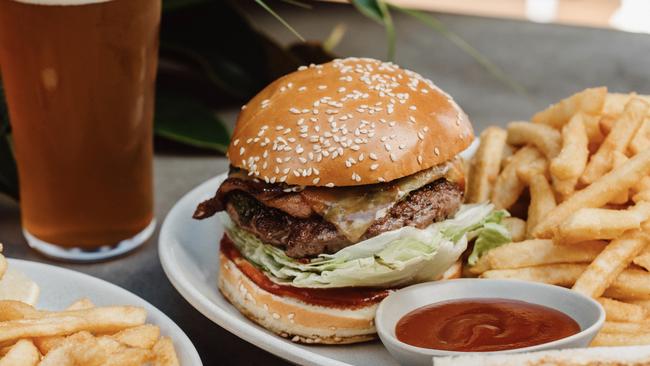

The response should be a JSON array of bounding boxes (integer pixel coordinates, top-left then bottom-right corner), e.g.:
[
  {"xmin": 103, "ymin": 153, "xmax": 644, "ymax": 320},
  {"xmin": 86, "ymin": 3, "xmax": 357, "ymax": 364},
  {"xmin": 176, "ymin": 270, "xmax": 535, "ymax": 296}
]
[
  {"xmin": 159, "ymin": 173, "xmax": 400, "ymax": 366},
  {"xmin": 8, "ymin": 259, "xmax": 202, "ymax": 366}
]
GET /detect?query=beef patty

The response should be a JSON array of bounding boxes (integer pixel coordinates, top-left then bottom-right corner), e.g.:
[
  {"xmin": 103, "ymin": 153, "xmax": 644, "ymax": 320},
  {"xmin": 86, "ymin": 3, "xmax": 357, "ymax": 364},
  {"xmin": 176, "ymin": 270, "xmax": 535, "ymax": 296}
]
[{"xmin": 224, "ymin": 179, "xmax": 463, "ymax": 258}]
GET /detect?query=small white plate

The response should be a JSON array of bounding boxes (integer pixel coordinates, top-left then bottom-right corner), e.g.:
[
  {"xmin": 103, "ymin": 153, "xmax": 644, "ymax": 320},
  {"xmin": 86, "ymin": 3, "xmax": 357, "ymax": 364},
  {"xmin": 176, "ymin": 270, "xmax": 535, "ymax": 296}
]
[
  {"xmin": 8, "ymin": 259, "xmax": 202, "ymax": 366},
  {"xmin": 159, "ymin": 173, "xmax": 401, "ymax": 366}
]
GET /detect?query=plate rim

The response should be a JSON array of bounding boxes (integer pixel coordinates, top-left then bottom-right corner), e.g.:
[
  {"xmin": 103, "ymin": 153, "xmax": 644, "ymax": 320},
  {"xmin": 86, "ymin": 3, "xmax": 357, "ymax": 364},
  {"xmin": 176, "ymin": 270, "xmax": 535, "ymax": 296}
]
[
  {"xmin": 159, "ymin": 174, "xmax": 353, "ymax": 366},
  {"xmin": 7, "ymin": 258, "xmax": 203, "ymax": 366}
]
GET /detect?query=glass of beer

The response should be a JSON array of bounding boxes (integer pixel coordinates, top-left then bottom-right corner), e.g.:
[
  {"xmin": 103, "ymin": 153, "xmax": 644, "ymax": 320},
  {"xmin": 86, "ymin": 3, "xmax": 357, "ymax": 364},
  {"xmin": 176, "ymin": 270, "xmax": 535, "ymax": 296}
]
[{"xmin": 0, "ymin": 0, "xmax": 161, "ymax": 261}]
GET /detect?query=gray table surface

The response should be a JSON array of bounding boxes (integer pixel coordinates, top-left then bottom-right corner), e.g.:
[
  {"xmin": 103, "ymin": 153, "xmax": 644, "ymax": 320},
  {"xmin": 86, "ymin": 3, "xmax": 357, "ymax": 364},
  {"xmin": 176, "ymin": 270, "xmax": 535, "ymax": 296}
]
[{"xmin": 1, "ymin": 2, "xmax": 649, "ymax": 365}]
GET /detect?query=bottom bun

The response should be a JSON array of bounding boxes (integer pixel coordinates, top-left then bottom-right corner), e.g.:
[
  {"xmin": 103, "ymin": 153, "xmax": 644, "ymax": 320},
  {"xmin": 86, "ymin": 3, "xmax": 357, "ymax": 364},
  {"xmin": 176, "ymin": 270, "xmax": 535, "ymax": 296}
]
[
  {"xmin": 218, "ymin": 253, "xmax": 462, "ymax": 345},
  {"xmin": 218, "ymin": 253, "xmax": 377, "ymax": 344}
]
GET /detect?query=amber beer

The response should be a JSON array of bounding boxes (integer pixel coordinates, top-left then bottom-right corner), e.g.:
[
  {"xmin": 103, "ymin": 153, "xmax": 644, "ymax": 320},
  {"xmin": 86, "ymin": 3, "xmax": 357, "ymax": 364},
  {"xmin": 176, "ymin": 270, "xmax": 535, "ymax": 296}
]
[{"xmin": 0, "ymin": 0, "xmax": 160, "ymax": 258}]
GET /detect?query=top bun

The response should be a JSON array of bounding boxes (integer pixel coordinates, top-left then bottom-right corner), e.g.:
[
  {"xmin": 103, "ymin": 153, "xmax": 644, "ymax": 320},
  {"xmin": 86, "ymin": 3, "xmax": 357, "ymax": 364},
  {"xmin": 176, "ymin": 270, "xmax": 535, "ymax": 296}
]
[{"xmin": 228, "ymin": 57, "xmax": 473, "ymax": 187}]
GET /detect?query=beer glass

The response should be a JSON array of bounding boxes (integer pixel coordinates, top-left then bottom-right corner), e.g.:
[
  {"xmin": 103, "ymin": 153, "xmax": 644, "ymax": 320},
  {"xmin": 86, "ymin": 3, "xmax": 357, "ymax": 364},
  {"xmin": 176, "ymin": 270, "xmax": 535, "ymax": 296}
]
[{"xmin": 0, "ymin": 0, "xmax": 160, "ymax": 261}]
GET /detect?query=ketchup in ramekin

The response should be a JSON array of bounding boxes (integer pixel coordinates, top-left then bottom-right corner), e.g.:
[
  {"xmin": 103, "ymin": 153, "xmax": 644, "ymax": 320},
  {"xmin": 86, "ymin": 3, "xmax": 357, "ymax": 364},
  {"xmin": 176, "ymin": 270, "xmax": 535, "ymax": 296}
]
[{"xmin": 395, "ymin": 298, "xmax": 580, "ymax": 352}]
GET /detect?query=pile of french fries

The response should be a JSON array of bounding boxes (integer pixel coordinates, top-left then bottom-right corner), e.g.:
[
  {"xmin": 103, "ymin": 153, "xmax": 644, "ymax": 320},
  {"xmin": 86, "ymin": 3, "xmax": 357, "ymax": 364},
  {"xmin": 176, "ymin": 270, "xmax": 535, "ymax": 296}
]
[
  {"xmin": 466, "ymin": 87, "xmax": 650, "ymax": 347},
  {"xmin": 0, "ymin": 298, "xmax": 179, "ymax": 365},
  {"xmin": 0, "ymin": 248, "xmax": 179, "ymax": 365}
]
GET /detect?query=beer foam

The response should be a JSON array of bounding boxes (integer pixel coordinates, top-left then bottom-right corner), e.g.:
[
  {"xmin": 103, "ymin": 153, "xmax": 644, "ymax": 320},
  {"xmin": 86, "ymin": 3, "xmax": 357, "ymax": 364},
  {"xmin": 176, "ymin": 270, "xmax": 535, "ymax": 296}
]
[{"xmin": 11, "ymin": 0, "xmax": 112, "ymax": 5}]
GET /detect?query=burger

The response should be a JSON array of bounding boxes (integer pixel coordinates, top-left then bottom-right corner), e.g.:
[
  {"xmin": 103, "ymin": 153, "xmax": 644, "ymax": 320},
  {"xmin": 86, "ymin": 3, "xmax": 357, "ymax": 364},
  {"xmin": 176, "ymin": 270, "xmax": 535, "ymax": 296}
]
[{"xmin": 193, "ymin": 58, "xmax": 509, "ymax": 344}]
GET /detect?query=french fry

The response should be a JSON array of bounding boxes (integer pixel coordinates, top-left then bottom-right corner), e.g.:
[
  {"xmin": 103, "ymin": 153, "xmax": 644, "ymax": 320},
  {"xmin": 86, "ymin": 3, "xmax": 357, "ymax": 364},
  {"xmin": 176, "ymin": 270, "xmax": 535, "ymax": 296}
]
[
  {"xmin": 603, "ymin": 93, "xmax": 630, "ymax": 115},
  {"xmin": 532, "ymin": 87, "xmax": 607, "ymax": 129},
  {"xmin": 550, "ymin": 112, "xmax": 589, "ymax": 197},
  {"xmin": 591, "ymin": 332, "xmax": 650, "ymax": 347},
  {"xmin": 466, "ymin": 127, "xmax": 508, "ymax": 203},
  {"xmin": 581, "ymin": 98, "xmax": 649, "ymax": 184},
  {"xmin": 0, "ymin": 340, "xmax": 39, "ymax": 366},
  {"xmin": 602, "ymin": 321, "xmax": 650, "ymax": 334},
  {"xmin": 33, "ymin": 298, "xmax": 96, "ymax": 354},
  {"xmin": 481, "ymin": 264, "xmax": 585, "ymax": 287},
  {"xmin": 633, "ymin": 252, "xmax": 650, "ymax": 272},
  {"xmin": 605, "ymin": 268, "xmax": 650, "ymax": 300},
  {"xmin": 66, "ymin": 298, "xmax": 95, "ymax": 311},
  {"xmin": 0, "ymin": 301, "xmax": 39, "ymax": 322},
  {"xmin": 518, "ymin": 166, "xmax": 556, "ymax": 238},
  {"xmin": 610, "ymin": 151, "xmax": 630, "ymax": 204},
  {"xmin": 600, "ymin": 114, "xmax": 617, "ymax": 136},
  {"xmin": 507, "ymin": 122, "xmax": 561, "ymax": 159},
  {"xmin": 0, "ymin": 306, "xmax": 147, "ymax": 345},
  {"xmin": 629, "ymin": 117, "xmax": 650, "ymax": 155},
  {"xmin": 40, "ymin": 331, "xmax": 153, "ymax": 366},
  {"xmin": 573, "ymin": 229, "xmax": 650, "ymax": 298},
  {"xmin": 483, "ymin": 265, "xmax": 650, "ymax": 299},
  {"xmin": 556, "ymin": 202, "xmax": 650, "ymax": 244},
  {"xmin": 153, "ymin": 337, "xmax": 180, "ymax": 366},
  {"xmin": 533, "ymin": 149, "xmax": 650, "ymax": 238},
  {"xmin": 582, "ymin": 113, "xmax": 605, "ymax": 147},
  {"xmin": 470, "ymin": 240, "xmax": 605, "ymax": 275},
  {"xmin": 628, "ymin": 299, "xmax": 650, "ymax": 312},
  {"xmin": 491, "ymin": 146, "xmax": 541, "ymax": 209},
  {"xmin": 111, "ymin": 324, "xmax": 160, "ymax": 350},
  {"xmin": 602, "ymin": 93, "xmax": 650, "ymax": 115},
  {"xmin": 598, "ymin": 298, "xmax": 647, "ymax": 322},
  {"xmin": 502, "ymin": 217, "xmax": 526, "ymax": 243}
]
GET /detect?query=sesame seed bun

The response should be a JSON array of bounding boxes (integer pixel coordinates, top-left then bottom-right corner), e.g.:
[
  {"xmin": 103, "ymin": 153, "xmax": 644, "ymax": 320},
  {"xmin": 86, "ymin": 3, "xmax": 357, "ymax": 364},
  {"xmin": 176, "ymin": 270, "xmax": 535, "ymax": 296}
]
[
  {"xmin": 228, "ymin": 57, "xmax": 473, "ymax": 187},
  {"xmin": 218, "ymin": 252, "xmax": 461, "ymax": 344}
]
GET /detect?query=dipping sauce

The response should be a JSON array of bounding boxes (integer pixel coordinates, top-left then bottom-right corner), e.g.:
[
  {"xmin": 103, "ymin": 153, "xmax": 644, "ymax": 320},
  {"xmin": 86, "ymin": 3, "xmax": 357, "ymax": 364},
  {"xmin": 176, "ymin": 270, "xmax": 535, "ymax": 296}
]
[{"xmin": 395, "ymin": 298, "xmax": 580, "ymax": 352}]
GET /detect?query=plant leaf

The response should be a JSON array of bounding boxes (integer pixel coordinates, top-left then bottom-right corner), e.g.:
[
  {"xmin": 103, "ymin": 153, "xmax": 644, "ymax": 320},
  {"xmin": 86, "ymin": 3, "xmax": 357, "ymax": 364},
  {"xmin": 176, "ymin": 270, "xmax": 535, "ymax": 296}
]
[
  {"xmin": 350, "ymin": 0, "xmax": 384, "ymax": 24},
  {"xmin": 351, "ymin": 0, "xmax": 396, "ymax": 61},
  {"xmin": 254, "ymin": 0, "xmax": 305, "ymax": 42},
  {"xmin": 280, "ymin": 0, "xmax": 312, "ymax": 9},
  {"xmin": 377, "ymin": 1, "xmax": 395, "ymax": 61},
  {"xmin": 0, "ymin": 83, "xmax": 19, "ymax": 200},
  {"xmin": 154, "ymin": 90, "xmax": 230, "ymax": 153},
  {"xmin": 392, "ymin": 5, "xmax": 526, "ymax": 95}
]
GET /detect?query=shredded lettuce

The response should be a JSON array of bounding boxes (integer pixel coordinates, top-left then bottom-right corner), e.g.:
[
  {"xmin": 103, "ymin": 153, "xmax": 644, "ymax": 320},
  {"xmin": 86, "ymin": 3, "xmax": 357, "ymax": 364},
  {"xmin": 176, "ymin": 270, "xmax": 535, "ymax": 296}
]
[{"xmin": 221, "ymin": 203, "xmax": 510, "ymax": 288}]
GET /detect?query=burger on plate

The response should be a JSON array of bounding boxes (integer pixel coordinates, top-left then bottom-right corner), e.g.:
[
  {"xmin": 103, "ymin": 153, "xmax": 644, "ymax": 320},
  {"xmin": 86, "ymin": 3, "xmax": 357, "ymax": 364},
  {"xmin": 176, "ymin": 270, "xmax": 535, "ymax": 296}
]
[{"xmin": 193, "ymin": 58, "xmax": 509, "ymax": 344}]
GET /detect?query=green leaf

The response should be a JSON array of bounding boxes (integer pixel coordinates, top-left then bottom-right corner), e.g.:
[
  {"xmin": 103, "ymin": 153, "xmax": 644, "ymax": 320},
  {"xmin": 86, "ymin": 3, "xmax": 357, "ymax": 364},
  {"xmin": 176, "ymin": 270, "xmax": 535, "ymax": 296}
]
[
  {"xmin": 154, "ymin": 90, "xmax": 230, "ymax": 153},
  {"xmin": 392, "ymin": 5, "xmax": 526, "ymax": 95},
  {"xmin": 351, "ymin": 0, "xmax": 395, "ymax": 61},
  {"xmin": 254, "ymin": 0, "xmax": 305, "ymax": 42},
  {"xmin": 280, "ymin": 0, "xmax": 312, "ymax": 9},
  {"xmin": 350, "ymin": 0, "xmax": 384, "ymax": 24},
  {"xmin": 0, "ymin": 83, "xmax": 19, "ymax": 200}
]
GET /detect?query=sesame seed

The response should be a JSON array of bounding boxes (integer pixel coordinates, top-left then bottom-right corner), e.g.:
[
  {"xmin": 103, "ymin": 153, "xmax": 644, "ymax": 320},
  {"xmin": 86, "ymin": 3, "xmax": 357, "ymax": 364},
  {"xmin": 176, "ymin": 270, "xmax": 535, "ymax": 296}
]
[
  {"xmin": 390, "ymin": 153, "xmax": 397, "ymax": 161},
  {"xmin": 241, "ymin": 105, "xmax": 247, "ymax": 110},
  {"xmin": 417, "ymin": 132, "xmax": 424, "ymax": 140},
  {"xmin": 312, "ymin": 177, "xmax": 320, "ymax": 184},
  {"xmin": 233, "ymin": 139, "xmax": 240, "ymax": 146},
  {"xmin": 409, "ymin": 105, "xmax": 417, "ymax": 111},
  {"xmin": 417, "ymin": 155, "xmax": 423, "ymax": 164},
  {"xmin": 370, "ymin": 163, "xmax": 379, "ymax": 171},
  {"xmin": 369, "ymin": 153, "xmax": 378, "ymax": 160},
  {"xmin": 434, "ymin": 147, "xmax": 440, "ymax": 156},
  {"xmin": 326, "ymin": 183, "xmax": 334, "ymax": 187},
  {"xmin": 239, "ymin": 147, "xmax": 245, "ymax": 155}
]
